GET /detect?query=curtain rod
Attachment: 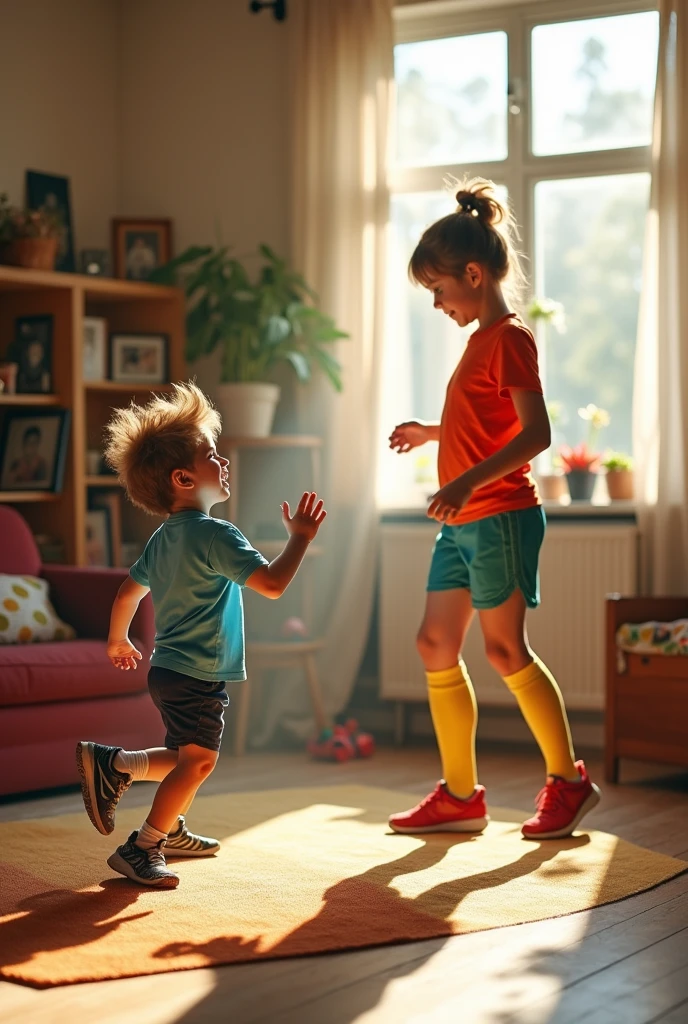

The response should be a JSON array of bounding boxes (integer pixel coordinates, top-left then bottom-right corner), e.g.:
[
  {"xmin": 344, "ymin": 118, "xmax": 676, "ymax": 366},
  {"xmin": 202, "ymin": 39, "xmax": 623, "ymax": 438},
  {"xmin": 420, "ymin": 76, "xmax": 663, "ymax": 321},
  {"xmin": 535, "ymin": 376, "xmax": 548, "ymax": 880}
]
[{"xmin": 249, "ymin": 0, "xmax": 287, "ymax": 21}]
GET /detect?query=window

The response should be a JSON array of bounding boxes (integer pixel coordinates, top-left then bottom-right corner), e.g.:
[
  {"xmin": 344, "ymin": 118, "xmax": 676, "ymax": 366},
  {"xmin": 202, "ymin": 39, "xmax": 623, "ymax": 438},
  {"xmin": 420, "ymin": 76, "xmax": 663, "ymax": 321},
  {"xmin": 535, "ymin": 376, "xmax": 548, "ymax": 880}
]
[{"xmin": 379, "ymin": 2, "xmax": 659, "ymax": 509}]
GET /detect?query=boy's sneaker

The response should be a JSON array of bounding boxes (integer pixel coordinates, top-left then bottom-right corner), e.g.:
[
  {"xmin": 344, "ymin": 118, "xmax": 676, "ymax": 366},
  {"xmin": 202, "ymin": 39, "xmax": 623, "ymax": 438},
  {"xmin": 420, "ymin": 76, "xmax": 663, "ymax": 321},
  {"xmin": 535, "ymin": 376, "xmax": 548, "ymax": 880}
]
[
  {"xmin": 522, "ymin": 760, "xmax": 601, "ymax": 840},
  {"xmin": 389, "ymin": 782, "xmax": 489, "ymax": 834},
  {"xmin": 164, "ymin": 815, "xmax": 221, "ymax": 857},
  {"xmin": 107, "ymin": 831, "xmax": 179, "ymax": 889},
  {"xmin": 76, "ymin": 741, "xmax": 132, "ymax": 836}
]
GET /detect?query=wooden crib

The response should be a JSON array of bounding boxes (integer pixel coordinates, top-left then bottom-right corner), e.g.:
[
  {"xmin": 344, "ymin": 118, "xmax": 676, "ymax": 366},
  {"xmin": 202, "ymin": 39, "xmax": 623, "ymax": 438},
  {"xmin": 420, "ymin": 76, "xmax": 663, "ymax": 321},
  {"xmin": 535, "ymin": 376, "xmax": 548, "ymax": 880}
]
[{"xmin": 605, "ymin": 594, "xmax": 688, "ymax": 782}]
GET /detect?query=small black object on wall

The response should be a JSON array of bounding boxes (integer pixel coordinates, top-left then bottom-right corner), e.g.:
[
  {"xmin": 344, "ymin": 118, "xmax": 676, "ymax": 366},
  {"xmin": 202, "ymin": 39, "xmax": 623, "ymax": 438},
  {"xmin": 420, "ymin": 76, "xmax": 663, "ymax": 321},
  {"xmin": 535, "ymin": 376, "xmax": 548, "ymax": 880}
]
[{"xmin": 249, "ymin": 0, "xmax": 286, "ymax": 22}]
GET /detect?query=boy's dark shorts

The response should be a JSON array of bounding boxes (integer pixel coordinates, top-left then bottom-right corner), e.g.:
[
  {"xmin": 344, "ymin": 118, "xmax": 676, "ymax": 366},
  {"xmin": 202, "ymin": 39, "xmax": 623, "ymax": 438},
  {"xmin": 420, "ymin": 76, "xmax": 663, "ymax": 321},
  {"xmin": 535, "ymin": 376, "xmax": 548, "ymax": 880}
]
[{"xmin": 148, "ymin": 666, "xmax": 230, "ymax": 752}]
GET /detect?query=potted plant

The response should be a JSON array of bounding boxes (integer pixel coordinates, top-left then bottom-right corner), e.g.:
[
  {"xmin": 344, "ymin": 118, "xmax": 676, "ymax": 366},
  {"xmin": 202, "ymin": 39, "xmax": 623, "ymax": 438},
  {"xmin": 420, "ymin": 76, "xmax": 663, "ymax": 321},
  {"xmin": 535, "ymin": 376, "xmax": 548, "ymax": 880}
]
[
  {"xmin": 602, "ymin": 451, "xmax": 634, "ymax": 501},
  {"xmin": 0, "ymin": 193, "xmax": 61, "ymax": 271},
  {"xmin": 559, "ymin": 404, "xmax": 610, "ymax": 502},
  {"xmin": 149, "ymin": 244, "xmax": 348, "ymax": 437},
  {"xmin": 537, "ymin": 400, "xmax": 568, "ymax": 501}
]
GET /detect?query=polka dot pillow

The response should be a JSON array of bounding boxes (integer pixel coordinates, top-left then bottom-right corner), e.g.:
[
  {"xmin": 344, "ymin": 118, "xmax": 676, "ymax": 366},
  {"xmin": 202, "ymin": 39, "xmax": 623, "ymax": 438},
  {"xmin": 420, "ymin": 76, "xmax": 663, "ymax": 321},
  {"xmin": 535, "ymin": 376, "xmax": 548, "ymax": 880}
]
[{"xmin": 0, "ymin": 574, "xmax": 76, "ymax": 643}]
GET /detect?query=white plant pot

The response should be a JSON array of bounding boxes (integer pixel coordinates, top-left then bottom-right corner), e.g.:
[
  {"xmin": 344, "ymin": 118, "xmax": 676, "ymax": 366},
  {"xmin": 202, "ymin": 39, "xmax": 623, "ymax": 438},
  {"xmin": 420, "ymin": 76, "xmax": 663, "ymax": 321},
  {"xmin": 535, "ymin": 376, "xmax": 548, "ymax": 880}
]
[{"xmin": 214, "ymin": 382, "xmax": 281, "ymax": 438}]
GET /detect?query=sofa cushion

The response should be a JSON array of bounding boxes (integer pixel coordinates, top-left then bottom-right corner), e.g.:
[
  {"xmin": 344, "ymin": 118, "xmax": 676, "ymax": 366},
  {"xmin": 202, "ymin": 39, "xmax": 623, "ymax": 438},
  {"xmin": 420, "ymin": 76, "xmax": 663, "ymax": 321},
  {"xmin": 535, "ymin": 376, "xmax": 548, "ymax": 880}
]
[
  {"xmin": 0, "ymin": 574, "xmax": 76, "ymax": 643},
  {"xmin": 0, "ymin": 638, "xmax": 151, "ymax": 707}
]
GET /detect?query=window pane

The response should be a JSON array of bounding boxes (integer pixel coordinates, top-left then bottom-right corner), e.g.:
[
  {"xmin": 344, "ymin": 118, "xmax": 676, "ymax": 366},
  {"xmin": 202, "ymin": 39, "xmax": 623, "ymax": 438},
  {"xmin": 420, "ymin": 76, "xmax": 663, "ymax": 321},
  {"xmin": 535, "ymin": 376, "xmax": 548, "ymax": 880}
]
[
  {"xmin": 532, "ymin": 12, "xmax": 659, "ymax": 156},
  {"xmin": 395, "ymin": 32, "xmax": 508, "ymax": 168},
  {"xmin": 534, "ymin": 173, "xmax": 651, "ymax": 460}
]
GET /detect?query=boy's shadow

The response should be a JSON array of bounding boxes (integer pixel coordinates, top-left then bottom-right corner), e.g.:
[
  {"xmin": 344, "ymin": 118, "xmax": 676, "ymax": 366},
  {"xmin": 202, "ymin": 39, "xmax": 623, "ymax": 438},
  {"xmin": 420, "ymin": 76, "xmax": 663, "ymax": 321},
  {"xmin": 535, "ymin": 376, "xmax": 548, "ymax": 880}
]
[{"xmin": 0, "ymin": 878, "xmax": 151, "ymax": 973}]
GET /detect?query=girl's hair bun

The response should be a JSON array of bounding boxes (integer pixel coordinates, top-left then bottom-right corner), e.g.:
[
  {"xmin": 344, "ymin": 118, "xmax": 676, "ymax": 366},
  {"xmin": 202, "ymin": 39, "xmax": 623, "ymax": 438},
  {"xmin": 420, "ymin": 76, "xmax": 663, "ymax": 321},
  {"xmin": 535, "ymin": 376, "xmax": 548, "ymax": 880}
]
[{"xmin": 455, "ymin": 181, "xmax": 504, "ymax": 228}]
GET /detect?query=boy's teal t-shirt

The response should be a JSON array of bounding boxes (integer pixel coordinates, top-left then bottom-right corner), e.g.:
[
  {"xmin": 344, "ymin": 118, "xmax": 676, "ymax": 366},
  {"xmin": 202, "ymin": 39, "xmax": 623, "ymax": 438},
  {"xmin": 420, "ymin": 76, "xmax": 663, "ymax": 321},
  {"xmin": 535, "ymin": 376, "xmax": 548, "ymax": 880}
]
[{"xmin": 129, "ymin": 510, "xmax": 268, "ymax": 682}]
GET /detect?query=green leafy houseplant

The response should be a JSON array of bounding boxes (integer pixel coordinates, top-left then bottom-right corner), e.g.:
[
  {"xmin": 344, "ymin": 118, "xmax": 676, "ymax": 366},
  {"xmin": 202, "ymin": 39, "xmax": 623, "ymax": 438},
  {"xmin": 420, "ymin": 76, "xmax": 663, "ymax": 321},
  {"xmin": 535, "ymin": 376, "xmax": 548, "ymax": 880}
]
[{"xmin": 148, "ymin": 244, "xmax": 348, "ymax": 389}]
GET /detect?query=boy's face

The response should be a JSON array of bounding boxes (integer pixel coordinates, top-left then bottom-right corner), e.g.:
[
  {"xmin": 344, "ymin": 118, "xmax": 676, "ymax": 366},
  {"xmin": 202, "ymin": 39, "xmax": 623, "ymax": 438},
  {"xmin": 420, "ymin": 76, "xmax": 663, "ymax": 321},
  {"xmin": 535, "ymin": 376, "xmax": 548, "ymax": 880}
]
[{"xmin": 191, "ymin": 437, "xmax": 230, "ymax": 507}]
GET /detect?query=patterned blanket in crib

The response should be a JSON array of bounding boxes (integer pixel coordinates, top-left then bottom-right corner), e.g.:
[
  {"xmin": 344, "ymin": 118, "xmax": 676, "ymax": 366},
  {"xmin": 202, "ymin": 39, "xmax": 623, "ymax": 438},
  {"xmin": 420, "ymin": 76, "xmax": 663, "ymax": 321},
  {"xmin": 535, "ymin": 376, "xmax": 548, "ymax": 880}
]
[{"xmin": 616, "ymin": 620, "xmax": 688, "ymax": 656}]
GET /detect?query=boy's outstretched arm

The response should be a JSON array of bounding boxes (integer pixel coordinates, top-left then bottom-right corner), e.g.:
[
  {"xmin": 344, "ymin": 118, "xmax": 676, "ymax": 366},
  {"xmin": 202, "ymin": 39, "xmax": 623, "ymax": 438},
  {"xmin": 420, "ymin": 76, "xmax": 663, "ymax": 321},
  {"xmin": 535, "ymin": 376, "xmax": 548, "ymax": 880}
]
[
  {"xmin": 108, "ymin": 575, "xmax": 150, "ymax": 670},
  {"xmin": 246, "ymin": 491, "xmax": 326, "ymax": 599}
]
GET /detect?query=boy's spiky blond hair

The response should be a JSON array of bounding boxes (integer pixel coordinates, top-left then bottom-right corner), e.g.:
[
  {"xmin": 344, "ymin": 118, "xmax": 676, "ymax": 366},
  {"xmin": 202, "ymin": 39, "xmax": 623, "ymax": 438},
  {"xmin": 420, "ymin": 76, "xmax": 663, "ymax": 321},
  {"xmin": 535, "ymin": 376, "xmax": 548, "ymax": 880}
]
[{"xmin": 103, "ymin": 381, "xmax": 221, "ymax": 516}]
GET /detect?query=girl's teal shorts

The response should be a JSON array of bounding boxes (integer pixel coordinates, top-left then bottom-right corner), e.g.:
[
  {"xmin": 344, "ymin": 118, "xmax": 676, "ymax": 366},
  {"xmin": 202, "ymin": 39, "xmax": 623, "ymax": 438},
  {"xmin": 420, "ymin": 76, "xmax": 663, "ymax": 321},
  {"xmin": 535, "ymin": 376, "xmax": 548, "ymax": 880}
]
[{"xmin": 427, "ymin": 505, "xmax": 546, "ymax": 610}]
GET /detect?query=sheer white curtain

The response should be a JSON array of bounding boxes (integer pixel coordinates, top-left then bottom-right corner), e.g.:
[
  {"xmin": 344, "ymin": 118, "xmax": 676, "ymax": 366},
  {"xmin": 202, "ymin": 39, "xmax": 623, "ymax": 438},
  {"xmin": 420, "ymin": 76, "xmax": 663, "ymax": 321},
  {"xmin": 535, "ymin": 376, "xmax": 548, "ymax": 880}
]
[
  {"xmin": 256, "ymin": 0, "xmax": 393, "ymax": 741},
  {"xmin": 633, "ymin": 0, "xmax": 688, "ymax": 595}
]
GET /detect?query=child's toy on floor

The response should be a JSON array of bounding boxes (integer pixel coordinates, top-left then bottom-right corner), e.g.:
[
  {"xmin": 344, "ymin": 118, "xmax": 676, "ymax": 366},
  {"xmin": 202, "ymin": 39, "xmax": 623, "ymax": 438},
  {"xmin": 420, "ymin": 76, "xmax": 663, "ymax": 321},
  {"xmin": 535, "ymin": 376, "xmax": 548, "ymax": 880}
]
[{"xmin": 307, "ymin": 716, "xmax": 375, "ymax": 763}]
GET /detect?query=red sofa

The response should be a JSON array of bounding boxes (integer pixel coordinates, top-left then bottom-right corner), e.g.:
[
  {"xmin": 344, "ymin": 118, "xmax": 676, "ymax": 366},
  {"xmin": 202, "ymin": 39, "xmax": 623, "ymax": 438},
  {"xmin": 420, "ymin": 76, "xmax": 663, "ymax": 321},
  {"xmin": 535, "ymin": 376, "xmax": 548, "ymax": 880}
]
[{"xmin": 0, "ymin": 506, "xmax": 163, "ymax": 797}]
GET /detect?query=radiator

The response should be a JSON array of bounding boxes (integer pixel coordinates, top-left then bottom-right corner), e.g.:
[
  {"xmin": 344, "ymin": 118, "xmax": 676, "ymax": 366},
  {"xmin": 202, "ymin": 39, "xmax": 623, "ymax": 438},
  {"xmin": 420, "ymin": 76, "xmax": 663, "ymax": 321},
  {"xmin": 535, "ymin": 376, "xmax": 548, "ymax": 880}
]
[{"xmin": 379, "ymin": 520, "xmax": 638, "ymax": 710}]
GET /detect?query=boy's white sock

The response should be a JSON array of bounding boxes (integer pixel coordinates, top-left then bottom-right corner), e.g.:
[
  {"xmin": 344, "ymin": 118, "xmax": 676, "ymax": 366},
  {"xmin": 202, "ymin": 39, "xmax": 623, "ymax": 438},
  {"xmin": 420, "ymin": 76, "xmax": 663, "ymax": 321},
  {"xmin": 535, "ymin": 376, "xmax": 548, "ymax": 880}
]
[
  {"xmin": 113, "ymin": 748, "xmax": 149, "ymax": 781},
  {"xmin": 135, "ymin": 820, "xmax": 168, "ymax": 850}
]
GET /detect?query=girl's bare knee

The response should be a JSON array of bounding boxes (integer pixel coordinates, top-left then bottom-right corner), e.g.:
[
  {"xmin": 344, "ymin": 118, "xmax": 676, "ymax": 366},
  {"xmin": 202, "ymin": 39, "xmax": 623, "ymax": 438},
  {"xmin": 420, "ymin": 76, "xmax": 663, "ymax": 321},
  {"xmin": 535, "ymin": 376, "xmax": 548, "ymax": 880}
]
[{"xmin": 484, "ymin": 639, "xmax": 530, "ymax": 677}]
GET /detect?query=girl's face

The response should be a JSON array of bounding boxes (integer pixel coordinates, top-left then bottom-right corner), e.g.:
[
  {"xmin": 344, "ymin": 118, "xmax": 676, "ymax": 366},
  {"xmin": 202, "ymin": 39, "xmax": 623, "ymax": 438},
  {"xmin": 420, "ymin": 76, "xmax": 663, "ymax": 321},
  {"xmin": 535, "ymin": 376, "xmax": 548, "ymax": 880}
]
[{"xmin": 426, "ymin": 264, "xmax": 482, "ymax": 328}]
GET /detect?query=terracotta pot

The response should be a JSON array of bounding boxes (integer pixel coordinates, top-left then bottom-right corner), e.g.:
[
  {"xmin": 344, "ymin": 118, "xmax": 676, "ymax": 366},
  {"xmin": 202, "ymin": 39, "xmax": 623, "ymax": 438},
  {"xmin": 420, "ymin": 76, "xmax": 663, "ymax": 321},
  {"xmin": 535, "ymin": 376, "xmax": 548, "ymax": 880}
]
[
  {"xmin": 566, "ymin": 469, "xmax": 597, "ymax": 501},
  {"xmin": 1, "ymin": 237, "xmax": 58, "ymax": 270},
  {"xmin": 537, "ymin": 473, "xmax": 567, "ymax": 501},
  {"xmin": 605, "ymin": 469, "xmax": 634, "ymax": 501}
]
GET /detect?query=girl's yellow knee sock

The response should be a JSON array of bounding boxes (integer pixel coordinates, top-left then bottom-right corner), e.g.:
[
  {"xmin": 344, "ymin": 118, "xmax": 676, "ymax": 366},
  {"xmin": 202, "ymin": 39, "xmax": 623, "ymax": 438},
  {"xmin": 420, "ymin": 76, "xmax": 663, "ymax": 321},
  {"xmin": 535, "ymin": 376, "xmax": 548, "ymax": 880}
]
[
  {"xmin": 426, "ymin": 661, "xmax": 478, "ymax": 798},
  {"xmin": 503, "ymin": 656, "xmax": 577, "ymax": 779}
]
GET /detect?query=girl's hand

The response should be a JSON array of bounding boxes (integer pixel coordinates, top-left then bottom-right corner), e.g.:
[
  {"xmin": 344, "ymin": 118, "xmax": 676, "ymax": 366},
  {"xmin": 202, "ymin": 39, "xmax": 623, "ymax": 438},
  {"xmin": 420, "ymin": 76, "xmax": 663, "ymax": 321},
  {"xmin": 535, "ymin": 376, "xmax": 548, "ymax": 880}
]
[
  {"xmin": 389, "ymin": 421, "xmax": 430, "ymax": 453},
  {"xmin": 107, "ymin": 638, "xmax": 142, "ymax": 671},
  {"xmin": 427, "ymin": 476, "xmax": 474, "ymax": 523},
  {"xmin": 282, "ymin": 491, "xmax": 327, "ymax": 542}
]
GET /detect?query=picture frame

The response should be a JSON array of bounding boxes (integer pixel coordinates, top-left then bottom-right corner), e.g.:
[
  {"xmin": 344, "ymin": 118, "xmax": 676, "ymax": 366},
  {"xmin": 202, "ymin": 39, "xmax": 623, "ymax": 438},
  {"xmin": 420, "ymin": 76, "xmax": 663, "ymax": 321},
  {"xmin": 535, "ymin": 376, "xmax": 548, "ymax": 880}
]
[
  {"xmin": 83, "ymin": 317, "xmax": 107, "ymax": 381},
  {"xmin": 0, "ymin": 408, "xmax": 71, "ymax": 493},
  {"xmin": 109, "ymin": 333, "xmax": 169, "ymax": 384},
  {"xmin": 85, "ymin": 508, "xmax": 111, "ymax": 568},
  {"xmin": 111, "ymin": 218, "xmax": 173, "ymax": 281},
  {"xmin": 25, "ymin": 170, "xmax": 76, "ymax": 273},
  {"xmin": 90, "ymin": 491, "xmax": 121, "ymax": 567},
  {"xmin": 13, "ymin": 315, "xmax": 54, "ymax": 394}
]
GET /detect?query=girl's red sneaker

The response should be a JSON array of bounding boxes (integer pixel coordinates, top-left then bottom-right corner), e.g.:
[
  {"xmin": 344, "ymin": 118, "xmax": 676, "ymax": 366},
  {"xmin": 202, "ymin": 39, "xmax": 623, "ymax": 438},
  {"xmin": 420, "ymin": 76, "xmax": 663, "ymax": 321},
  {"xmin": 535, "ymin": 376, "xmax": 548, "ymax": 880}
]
[
  {"xmin": 388, "ymin": 782, "xmax": 489, "ymax": 834},
  {"xmin": 521, "ymin": 760, "xmax": 601, "ymax": 840}
]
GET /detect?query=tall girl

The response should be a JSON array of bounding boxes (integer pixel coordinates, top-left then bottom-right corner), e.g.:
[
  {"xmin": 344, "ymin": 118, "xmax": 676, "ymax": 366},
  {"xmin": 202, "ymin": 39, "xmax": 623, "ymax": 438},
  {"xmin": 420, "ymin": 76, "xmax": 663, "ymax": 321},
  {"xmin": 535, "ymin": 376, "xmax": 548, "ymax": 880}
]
[{"xmin": 388, "ymin": 179, "xmax": 600, "ymax": 840}]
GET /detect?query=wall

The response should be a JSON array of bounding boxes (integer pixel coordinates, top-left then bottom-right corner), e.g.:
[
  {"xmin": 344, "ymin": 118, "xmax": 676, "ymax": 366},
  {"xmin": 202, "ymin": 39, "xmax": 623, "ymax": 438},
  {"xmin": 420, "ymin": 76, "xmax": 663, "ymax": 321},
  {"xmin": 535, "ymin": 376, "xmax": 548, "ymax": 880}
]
[
  {"xmin": 0, "ymin": 0, "xmax": 119, "ymax": 254},
  {"xmin": 117, "ymin": 0, "xmax": 290, "ymax": 262}
]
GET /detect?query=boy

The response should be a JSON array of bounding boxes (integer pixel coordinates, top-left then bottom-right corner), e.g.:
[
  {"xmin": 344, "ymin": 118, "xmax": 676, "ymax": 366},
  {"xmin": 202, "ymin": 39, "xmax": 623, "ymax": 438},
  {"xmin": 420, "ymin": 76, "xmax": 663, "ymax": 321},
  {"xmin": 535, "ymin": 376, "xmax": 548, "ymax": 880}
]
[{"xmin": 76, "ymin": 382, "xmax": 326, "ymax": 888}]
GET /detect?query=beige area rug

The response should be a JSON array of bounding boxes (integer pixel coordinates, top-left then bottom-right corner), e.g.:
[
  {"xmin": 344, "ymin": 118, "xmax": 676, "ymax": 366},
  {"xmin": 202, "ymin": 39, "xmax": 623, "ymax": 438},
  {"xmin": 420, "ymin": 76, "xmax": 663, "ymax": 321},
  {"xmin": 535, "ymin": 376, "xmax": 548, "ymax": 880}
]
[{"xmin": 0, "ymin": 784, "xmax": 685, "ymax": 987}]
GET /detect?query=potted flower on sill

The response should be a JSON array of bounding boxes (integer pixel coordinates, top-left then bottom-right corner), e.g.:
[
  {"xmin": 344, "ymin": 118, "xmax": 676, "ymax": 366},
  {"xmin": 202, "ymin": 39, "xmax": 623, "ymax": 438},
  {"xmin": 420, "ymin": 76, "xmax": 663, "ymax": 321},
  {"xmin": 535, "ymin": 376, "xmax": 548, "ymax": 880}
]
[
  {"xmin": 558, "ymin": 403, "xmax": 610, "ymax": 502},
  {"xmin": 537, "ymin": 400, "xmax": 568, "ymax": 501},
  {"xmin": 149, "ymin": 243, "xmax": 348, "ymax": 437},
  {"xmin": 0, "ymin": 192, "xmax": 61, "ymax": 271},
  {"xmin": 603, "ymin": 451, "xmax": 634, "ymax": 501}
]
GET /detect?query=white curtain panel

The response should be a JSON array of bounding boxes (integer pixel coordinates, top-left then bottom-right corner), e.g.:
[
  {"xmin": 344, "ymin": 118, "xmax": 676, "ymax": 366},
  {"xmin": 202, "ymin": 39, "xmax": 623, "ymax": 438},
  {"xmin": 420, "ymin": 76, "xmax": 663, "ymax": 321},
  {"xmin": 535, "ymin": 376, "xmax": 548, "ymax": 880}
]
[
  {"xmin": 256, "ymin": 0, "xmax": 393, "ymax": 741},
  {"xmin": 633, "ymin": 0, "xmax": 688, "ymax": 594}
]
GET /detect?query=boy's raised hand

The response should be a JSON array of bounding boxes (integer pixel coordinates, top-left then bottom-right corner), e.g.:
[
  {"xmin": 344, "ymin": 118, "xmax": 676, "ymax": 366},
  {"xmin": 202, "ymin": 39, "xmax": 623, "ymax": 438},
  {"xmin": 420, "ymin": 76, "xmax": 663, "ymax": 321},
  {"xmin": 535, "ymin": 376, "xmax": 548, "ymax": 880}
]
[
  {"xmin": 107, "ymin": 638, "xmax": 142, "ymax": 671},
  {"xmin": 282, "ymin": 491, "xmax": 327, "ymax": 542}
]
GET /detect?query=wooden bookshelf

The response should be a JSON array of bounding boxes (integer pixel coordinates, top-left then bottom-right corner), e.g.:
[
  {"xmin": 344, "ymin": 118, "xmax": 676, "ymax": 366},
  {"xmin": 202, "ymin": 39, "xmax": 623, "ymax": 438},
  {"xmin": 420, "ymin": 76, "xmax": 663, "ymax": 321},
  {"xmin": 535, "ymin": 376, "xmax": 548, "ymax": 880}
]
[{"xmin": 0, "ymin": 264, "xmax": 185, "ymax": 565}]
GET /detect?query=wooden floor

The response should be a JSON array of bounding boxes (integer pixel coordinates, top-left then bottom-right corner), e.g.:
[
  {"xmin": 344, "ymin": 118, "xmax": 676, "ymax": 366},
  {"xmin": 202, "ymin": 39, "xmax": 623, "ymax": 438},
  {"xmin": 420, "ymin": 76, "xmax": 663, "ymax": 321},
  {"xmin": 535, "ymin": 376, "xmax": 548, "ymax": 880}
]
[{"xmin": 1, "ymin": 746, "xmax": 687, "ymax": 1024}]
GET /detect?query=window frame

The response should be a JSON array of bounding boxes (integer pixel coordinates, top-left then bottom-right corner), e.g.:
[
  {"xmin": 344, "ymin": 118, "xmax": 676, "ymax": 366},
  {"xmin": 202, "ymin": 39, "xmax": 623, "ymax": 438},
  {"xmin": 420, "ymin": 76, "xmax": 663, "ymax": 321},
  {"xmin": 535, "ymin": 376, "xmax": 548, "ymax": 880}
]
[{"xmin": 392, "ymin": 0, "xmax": 658, "ymax": 298}]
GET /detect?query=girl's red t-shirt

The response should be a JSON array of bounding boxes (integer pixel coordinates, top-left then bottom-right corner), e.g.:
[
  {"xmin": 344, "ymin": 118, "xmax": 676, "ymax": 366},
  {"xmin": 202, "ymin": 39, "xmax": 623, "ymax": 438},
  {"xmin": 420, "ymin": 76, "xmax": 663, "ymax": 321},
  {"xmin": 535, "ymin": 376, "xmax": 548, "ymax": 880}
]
[{"xmin": 438, "ymin": 313, "xmax": 543, "ymax": 525}]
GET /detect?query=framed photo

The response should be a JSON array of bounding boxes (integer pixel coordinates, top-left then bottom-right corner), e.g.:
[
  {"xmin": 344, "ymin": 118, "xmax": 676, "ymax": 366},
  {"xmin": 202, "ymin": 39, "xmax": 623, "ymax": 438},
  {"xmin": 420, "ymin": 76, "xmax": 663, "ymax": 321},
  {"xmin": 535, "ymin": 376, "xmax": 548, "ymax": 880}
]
[
  {"xmin": 90, "ymin": 492, "xmax": 121, "ymax": 567},
  {"xmin": 0, "ymin": 408, "xmax": 71, "ymax": 493},
  {"xmin": 14, "ymin": 315, "xmax": 53, "ymax": 394},
  {"xmin": 83, "ymin": 317, "xmax": 107, "ymax": 381},
  {"xmin": 111, "ymin": 218, "xmax": 173, "ymax": 281},
  {"xmin": 26, "ymin": 170, "xmax": 75, "ymax": 273},
  {"xmin": 109, "ymin": 333, "xmax": 169, "ymax": 384},
  {"xmin": 85, "ymin": 508, "xmax": 111, "ymax": 567}
]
